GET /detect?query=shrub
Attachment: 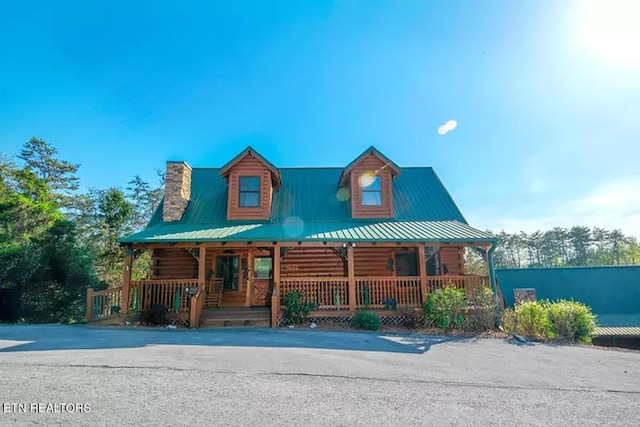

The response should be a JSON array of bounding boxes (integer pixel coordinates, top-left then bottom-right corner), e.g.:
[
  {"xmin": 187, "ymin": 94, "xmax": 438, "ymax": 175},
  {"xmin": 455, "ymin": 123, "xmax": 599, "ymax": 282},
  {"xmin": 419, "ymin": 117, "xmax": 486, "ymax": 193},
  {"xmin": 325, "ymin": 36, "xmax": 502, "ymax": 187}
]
[
  {"xmin": 142, "ymin": 303, "xmax": 168, "ymax": 325},
  {"xmin": 283, "ymin": 291, "xmax": 316, "ymax": 324},
  {"xmin": 463, "ymin": 286, "xmax": 497, "ymax": 332},
  {"xmin": 546, "ymin": 300, "xmax": 596, "ymax": 344},
  {"xmin": 501, "ymin": 300, "xmax": 551, "ymax": 339},
  {"xmin": 351, "ymin": 310, "xmax": 381, "ymax": 331},
  {"xmin": 401, "ymin": 308, "xmax": 423, "ymax": 329},
  {"xmin": 423, "ymin": 286, "xmax": 466, "ymax": 330},
  {"xmin": 501, "ymin": 299, "xmax": 596, "ymax": 343}
]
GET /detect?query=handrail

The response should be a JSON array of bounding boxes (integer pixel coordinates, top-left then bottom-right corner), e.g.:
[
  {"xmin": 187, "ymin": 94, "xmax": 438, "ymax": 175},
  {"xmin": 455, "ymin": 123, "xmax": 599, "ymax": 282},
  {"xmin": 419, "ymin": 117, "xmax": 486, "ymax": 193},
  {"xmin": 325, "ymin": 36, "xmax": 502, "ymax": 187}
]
[
  {"xmin": 129, "ymin": 279, "xmax": 198, "ymax": 313},
  {"xmin": 86, "ymin": 286, "xmax": 124, "ymax": 322}
]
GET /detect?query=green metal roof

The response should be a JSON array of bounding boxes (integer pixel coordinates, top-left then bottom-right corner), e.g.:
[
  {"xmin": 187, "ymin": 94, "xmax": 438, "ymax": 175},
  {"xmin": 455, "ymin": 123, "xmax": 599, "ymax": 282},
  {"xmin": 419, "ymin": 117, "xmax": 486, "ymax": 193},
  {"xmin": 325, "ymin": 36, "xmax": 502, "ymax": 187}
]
[
  {"xmin": 120, "ymin": 167, "xmax": 493, "ymax": 243},
  {"xmin": 595, "ymin": 314, "xmax": 640, "ymax": 337},
  {"xmin": 120, "ymin": 220, "xmax": 493, "ymax": 243}
]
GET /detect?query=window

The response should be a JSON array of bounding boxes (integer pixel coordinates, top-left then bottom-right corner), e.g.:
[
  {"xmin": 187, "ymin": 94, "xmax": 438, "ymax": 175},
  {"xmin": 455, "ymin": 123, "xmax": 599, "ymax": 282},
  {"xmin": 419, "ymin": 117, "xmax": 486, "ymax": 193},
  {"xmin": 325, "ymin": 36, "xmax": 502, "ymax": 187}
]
[
  {"xmin": 216, "ymin": 256, "xmax": 239, "ymax": 291},
  {"xmin": 395, "ymin": 253, "xmax": 418, "ymax": 277},
  {"xmin": 254, "ymin": 257, "xmax": 272, "ymax": 279},
  {"xmin": 239, "ymin": 176, "xmax": 260, "ymax": 207},
  {"xmin": 361, "ymin": 176, "xmax": 382, "ymax": 206}
]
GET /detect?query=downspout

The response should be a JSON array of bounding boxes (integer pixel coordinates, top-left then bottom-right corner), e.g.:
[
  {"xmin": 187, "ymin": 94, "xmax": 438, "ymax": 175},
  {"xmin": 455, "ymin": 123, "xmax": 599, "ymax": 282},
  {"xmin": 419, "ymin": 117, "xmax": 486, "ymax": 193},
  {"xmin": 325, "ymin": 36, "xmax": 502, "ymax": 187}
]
[
  {"xmin": 487, "ymin": 239, "xmax": 500, "ymax": 327},
  {"xmin": 487, "ymin": 239, "xmax": 498, "ymax": 296}
]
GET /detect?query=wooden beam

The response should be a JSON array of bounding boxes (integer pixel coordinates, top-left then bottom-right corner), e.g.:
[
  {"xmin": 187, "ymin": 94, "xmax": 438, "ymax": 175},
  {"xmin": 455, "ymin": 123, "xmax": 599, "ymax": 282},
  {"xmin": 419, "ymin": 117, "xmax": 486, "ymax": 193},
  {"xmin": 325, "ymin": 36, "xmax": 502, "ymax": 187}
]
[
  {"xmin": 347, "ymin": 246, "xmax": 356, "ymax": 313},
  {"xmin": 121, "ymin": 245, "xmax": 133, "ymax": 314},
  {"xmin": 86, "ymin": 288, "xmax": 94, "ymax": 322},
  {"xmin": 245, "ymin": 251, "xmax": 253, "ymax": 307},
  {"xmin": 197, "ymin": 246, "xmax": 207, "ymax": 293},
  {"xmin": 271, "ymin": 243, "xmax": 281, "ymax": 328},
  {"xmin": 417, "ymin": 245, "xmax": 428, "ymax": 304}
]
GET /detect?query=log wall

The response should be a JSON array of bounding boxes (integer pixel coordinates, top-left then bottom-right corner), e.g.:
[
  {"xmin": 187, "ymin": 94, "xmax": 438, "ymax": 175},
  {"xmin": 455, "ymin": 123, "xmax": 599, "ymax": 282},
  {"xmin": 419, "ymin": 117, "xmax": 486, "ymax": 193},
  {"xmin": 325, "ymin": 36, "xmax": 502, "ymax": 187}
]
[
  {"xmin": 348, "ymin": 154, "xmax": 394, "ymax": 219},
  {"xmin": 226, "ymin": 154, "xmax": 273, "ymax": 220},
  {"xmin": 439, "ymin": 246, "xmax": 465, "ymax": 275}
]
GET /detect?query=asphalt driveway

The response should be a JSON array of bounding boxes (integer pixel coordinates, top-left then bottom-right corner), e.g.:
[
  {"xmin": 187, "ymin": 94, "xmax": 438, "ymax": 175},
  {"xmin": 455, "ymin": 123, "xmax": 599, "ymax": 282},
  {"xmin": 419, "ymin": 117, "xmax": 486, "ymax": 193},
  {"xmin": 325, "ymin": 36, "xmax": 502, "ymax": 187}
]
[{"xmin": 0, "ymin": 325, "xmax": 639, "ymax": 426}]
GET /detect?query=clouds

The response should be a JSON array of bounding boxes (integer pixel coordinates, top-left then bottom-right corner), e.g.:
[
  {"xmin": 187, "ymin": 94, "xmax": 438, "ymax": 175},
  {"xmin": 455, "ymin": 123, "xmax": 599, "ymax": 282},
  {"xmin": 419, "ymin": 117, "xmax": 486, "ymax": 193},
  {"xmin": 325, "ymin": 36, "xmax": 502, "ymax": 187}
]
[
  {"xmin": 437, "ymin": 119, "xmax": 457, "ymax": 135},
  {"xmin": 469, "ymin": 175, "xmax": 640, "ymax": 238}
]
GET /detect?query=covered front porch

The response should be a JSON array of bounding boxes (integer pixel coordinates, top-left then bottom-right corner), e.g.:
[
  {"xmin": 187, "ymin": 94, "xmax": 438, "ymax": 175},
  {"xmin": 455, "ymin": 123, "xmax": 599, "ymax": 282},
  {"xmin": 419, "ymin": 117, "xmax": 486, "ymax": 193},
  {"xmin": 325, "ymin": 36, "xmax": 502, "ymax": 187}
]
[{"xmin": 86, "ymin": 240, "xmax": 495, "ymax": 328}]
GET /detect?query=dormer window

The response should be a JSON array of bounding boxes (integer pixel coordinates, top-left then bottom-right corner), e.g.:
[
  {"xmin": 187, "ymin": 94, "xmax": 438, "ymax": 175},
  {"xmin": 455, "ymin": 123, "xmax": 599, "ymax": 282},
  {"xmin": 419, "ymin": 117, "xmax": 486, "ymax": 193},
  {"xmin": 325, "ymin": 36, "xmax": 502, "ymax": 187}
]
[
  {"xmin": 338, "ymin": 147, "xmax": 400, "ymax": 219},
  {"xmin": 361, "ymin": 176, "xmax": 382, "ymax": 206},
  {"xmin": 239, "ymin": 176, "xmax": 261, "ymax": 207}
]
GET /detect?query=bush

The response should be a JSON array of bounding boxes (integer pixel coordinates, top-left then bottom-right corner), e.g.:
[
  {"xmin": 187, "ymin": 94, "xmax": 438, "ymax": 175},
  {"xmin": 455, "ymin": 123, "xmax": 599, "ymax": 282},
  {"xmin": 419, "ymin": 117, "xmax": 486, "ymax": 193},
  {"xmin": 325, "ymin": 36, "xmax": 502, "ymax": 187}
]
[
  {"xmin": 501, "ymin": 299, "xmax": 596, "ymax": 343},
  {"xmin": 401, "ymin": 308, "xmax": 423, "ymax": 329},
  {"xmin": 283, "ymin": 291, "xmax": 316, "ymax": 324},
  {"xmin": 501, "ymin": 300, "xmax": 551, "ymax": 339},
  {"xmin": 351, "ymin": 310, "xmax": 381, "ymax": 331},
  {"xmin": 463, "ymin": 286, "xmax": 497, "ymax": 332},
  {"xmin": 423, "ymin": 286, "xmax": 466, "ymax": 330},
  {"xmin": 142, "ymin": 303, "xmax": 169, "ymax": 325},
  {"xmin": 547, "ymin": 300, "xmax": 596, "ymax": 344}
]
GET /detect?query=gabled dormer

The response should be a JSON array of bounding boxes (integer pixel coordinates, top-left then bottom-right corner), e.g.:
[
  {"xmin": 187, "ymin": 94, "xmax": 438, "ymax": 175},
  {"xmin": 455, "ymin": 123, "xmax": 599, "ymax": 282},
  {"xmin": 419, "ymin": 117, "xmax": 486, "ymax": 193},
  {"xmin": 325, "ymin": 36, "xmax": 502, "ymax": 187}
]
[
  {"xmin": 338, "ymin": 147, "xmax": 401, "ymax": 219},
  {"xmin": 220, "ymin": 147, "xmax": 281, "ymax": 221}
]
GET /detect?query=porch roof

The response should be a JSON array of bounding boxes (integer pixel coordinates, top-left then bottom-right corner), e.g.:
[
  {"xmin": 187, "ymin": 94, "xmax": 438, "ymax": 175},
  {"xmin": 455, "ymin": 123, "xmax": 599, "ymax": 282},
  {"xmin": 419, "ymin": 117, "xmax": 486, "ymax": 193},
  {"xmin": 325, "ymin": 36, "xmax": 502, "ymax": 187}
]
[{"xmin": 118, "ymin": 219, "xmax": 495, "ymax": 244}]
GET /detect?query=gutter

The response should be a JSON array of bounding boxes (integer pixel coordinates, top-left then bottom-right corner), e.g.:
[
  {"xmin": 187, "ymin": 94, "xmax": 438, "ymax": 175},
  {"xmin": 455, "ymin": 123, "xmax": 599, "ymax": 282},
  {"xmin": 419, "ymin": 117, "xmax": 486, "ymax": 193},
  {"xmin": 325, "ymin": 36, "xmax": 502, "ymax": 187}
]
[
  {"xmin": 487, "ymin": 239, "xmax": 498, "ymax": 295},
  {"xmin": 487, "ymin": 239, "xmax": 500, "ymax": 327}
]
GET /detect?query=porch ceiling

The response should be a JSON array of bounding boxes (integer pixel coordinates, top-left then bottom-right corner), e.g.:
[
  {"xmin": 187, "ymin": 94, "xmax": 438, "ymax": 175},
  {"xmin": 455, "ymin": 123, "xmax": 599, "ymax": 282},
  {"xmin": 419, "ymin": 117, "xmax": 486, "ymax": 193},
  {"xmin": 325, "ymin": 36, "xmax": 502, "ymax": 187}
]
[{"xmin": 118, "ymin": 220, "xmax": 495, "ymax": 244}]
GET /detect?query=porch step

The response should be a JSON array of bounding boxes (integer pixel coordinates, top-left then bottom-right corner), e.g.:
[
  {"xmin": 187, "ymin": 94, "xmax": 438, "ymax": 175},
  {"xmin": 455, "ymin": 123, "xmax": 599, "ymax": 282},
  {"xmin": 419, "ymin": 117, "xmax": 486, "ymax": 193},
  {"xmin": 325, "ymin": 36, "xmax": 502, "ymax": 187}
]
[
  {"xmin": 201, "ymin": 319, "xmax": 270, "ymax": 328},
  {"xmin": 200, "ymin": 307, "xmax": 270, "ymax": 328}
]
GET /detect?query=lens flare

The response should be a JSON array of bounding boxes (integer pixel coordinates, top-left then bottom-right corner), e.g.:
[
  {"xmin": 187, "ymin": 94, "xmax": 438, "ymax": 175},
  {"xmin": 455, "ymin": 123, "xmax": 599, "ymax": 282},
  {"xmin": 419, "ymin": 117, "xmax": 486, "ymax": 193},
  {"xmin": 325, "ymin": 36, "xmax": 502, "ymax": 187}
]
[
  {"xmin": 283, "ymin": 216, "xmax": 304, "ymax": 238},
  {"xmin": 358, "ymin": 172, "xmax": 376, "ymax": 188},
  {"xmin": 336, "ymin": 187, "xmax": 350, "ymax": 201}
]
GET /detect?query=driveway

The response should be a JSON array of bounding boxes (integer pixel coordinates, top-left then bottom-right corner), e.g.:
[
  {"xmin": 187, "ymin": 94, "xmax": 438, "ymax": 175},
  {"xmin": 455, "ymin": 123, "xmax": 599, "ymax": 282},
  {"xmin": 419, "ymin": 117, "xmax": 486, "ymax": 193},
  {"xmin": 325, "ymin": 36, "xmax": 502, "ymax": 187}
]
[{"xmin": 1, "ymin": 325, "xmax": 639, "ymax": 426}]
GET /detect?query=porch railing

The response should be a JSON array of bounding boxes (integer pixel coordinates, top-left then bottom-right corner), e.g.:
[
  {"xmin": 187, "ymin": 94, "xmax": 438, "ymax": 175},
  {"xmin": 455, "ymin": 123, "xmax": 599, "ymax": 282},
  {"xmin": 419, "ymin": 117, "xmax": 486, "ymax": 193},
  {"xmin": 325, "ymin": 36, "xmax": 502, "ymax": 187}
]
[
  {"xmin": 86, "ymin": 286, "xmax": 123, "ymax": 321},
  {"xmin": 129, "ymin": 279, "xmax": 199, "ymax": 313},
  {"xmin": 277, "ymin": 275, "xmax": 491, "ymax": 313},
  {"xmin": 355, "ymin": 277, "xmax": 422, "ymax": 309},
  {"xmin": 428, "ymin": 275, "xmax": 490, "ymax": 298},
  {"xmin": 280, "ymin": 277, "xmax": 350, "ymax": 310}
]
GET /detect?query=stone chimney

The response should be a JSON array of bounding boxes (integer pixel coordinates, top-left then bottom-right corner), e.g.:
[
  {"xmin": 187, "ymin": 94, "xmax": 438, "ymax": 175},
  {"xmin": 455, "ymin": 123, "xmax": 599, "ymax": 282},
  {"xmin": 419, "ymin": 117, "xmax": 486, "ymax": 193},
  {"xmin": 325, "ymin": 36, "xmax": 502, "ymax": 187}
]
[{"xmin": 163, "ymin": 161, "xmax": 192, "ymax": 222}]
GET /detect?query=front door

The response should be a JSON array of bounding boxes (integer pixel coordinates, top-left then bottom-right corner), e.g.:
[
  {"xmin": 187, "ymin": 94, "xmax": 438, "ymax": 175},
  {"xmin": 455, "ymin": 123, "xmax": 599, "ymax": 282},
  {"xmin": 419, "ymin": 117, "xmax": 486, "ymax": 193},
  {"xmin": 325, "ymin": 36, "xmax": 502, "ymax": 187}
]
[
  {"xmin": 251, "ymin": 255, "xmax": 273, "ymax": 306},
  {"xmin": 216, "ymin": 256, "xmax": 240, "ymax": 291}
]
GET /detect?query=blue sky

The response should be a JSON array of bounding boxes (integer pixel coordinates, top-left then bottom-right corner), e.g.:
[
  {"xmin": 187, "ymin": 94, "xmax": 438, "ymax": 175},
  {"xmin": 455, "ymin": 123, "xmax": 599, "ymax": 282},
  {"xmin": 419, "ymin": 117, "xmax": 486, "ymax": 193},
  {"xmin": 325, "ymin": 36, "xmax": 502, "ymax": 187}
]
[{"xmin": 1, "ymin": 1, "xmax": 639, "ymax": 236}]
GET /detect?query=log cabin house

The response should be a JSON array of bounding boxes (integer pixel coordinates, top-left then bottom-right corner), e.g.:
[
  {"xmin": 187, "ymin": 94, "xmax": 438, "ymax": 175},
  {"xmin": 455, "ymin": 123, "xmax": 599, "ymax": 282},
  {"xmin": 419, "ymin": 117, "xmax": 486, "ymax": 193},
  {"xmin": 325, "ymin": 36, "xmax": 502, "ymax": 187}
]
[{"xmin": 86, "ymin": 146, "xmax": 498, "ymax": 327}]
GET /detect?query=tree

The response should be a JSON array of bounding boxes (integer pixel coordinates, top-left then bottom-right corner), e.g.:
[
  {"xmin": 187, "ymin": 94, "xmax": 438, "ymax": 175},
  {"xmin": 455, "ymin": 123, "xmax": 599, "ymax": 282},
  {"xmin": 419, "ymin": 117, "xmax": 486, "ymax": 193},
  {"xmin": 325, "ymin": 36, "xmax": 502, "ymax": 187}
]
[
  {"xmin": 492, "ymin": 226, "xmax": 639, "ymax": 268},
  {"xmin": 464, "ymin": 247, "xmax": 488, "ymax": 275},
  {"xmin": 568, "ymin": 226, "xmax": 592, "ymax": 266},
  {"xmin": 18, "ymin": 137, "xmax": 79, "ymax": 207},
  {"xmin": 126, "ymin": 173, "xmax": 163, "ymax": 231},
  {"xmin": 0, "ymin": 160, "xmax": 60, "ymax": 245},
  {"xmin": 91, "ymin": 188, "xmax": 133, "ymax": 285},
  {"xmin": 0, "ymin": 219, "xmax": 103, "ymax": 323}
]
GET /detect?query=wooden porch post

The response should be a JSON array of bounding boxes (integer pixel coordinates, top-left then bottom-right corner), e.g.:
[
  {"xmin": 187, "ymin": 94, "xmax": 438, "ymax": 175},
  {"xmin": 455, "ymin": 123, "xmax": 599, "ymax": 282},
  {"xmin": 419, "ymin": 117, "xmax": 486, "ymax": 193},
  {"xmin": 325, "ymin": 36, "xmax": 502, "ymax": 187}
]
[
  {"xmin": 347, "ymin": 244, "xmax": 356, "ymax": 313},
  {"xmin": 198, "ymin": 246, "xmax": 207, "ymax": 292},
  {"xmin": 418, "ymin": 245, "xmax": 428, "ymax": 304},
  {"xmin": 245, "ymin": 251, "xmax": 253, "ymax": 307},
  {"xmin": 271, "ymin": 244, "xmax": 281, "ymax": 328},
  {"xmin": 121, "ymin": 245, "xmax": 132, "ymax": 314},
  {"xmin": 86, "ymin": 288, "xmax": 94, "ymax": 321},
  {"xmin": 190, "ymin": 246, "xmax": 207, "ymax": 329}
]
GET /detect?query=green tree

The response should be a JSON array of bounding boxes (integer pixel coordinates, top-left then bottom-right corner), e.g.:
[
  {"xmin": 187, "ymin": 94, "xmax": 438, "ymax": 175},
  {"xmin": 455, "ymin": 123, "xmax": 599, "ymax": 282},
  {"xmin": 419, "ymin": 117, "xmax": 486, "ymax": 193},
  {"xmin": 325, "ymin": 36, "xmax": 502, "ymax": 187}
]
[
  {"xmin": 126, "ymin": 173, "xmax": 163, "ymax": 231},
  {"xmin": 464, "ymin": 247, "xmax": 488, "ymax": 275},
  {"xmin": 0, "ymin": 220, "xmax": 103, "ymax": 323},
  {"xmin": 18, "ymin": 137, "xmax": 79, "ymax": 207},
  {"xmin": 92, "ymin": 188, "xmax": 133, "ymax": 286},
  {"xmin": 0, "ymin": 160, "xmax": 60, "ymax": 245},
  {"xmin": 568, "ymin": 226, "xmax": 592, "ymax": 266}
]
